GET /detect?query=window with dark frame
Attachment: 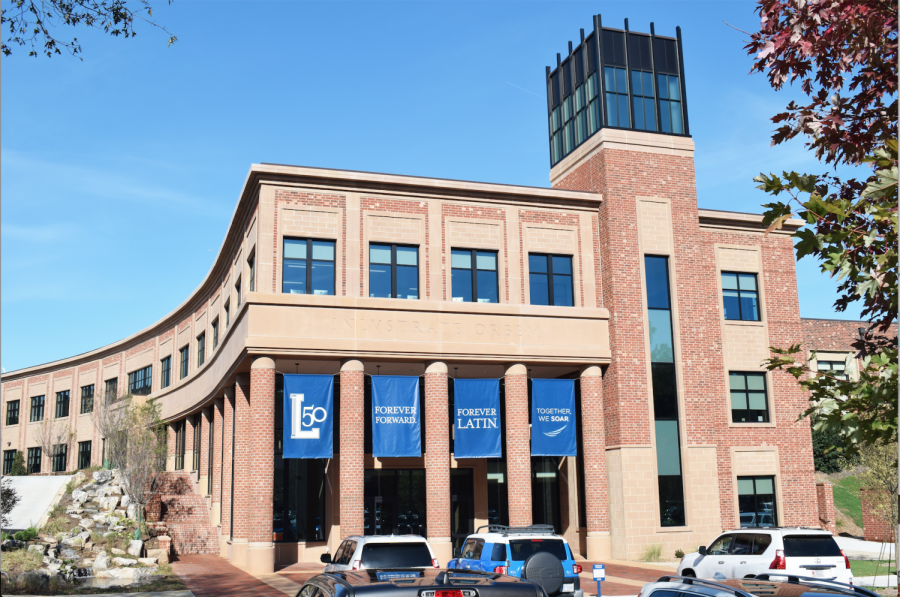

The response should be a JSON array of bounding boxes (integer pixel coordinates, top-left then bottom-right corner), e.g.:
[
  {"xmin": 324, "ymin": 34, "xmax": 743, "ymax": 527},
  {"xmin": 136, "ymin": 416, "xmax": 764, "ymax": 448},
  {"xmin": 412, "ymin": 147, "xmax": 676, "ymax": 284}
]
[
  {"xmin": 212, "ymin": 318, "xmax": 219, "ymax": 349},
  {"xmin": 631, "ymin": 70, "xmax": 657, "ymax": 131},
  {"xmin": 722, "ymin": 272, "xmax": 761, "ymax": 321},
  {"xmin": 192, "ymin": 414, "xmax": 201, "ymax": 471},
  {"xmin": 282, "ymin": 238, "xmax": 336, "ymax": 295},
  {"xmin": 248, "ymin": 252, "xmax": 256, "ymax": 292},
  {"xmin": 6, "ymin": 399, "xmax": 19, "ymax": 425},
  {"xmin": 78, "ymin": 440, "xmax": 92, "ymax": 470},
  {"xmin": 604, "ymin": 66, "xmax": 630, "ymax": 128},
  {"xmin": 27, "ymin": 447, "xmax": 42, "ymax": 474},
  {"xmin": 128, "ymin": 365, "xmax": 153, "ymax": 396},
  {"xmin": 3, "ymin": 449, "xmax": 15, "ymax": 475},
  {"xmin": 451, "ymin": 249, "xmax": 499, "ymax": 303},
  {"xmin": 369, "ymin": 244, "xmax": 419, "ymax": 299},
  {"xmin": 80, "ymin": 385, "xmax": 94, "ymax": 414},
  {"xmin": 197, "ymin": 333, "xmax": 206, "ymax": 367},
  {"xmin": 657, "ymin": 73, "xmax": 684, "ymax": 134},
  {"xmin": 730, "ymin": 372, "xmax": 770, "ymax": 423},
  {"xmin": 817, "ymin": 359, "xmax": 849, "ymax": 380},
  {"xmin": 738, "ymin": 476, "xmax": 778, "ymax": 528},
  {"xmin": 160, "ymin": 356, "xmax": 172, "ymax": 389},
  {"xmin": 30, "ymin": 395, "xmax": 45, "ymax": 422},
  {"xmin": 174, "ymin": 420, "xmax": 186, "ymax": 470},
  {"xmin": 180, "ymin": 346, "xmax": 189, "ymax": 380},
  {"xmin": 52, "ymin": 443, "xmax": 68, "ymax": 473},
  {"xmin": 55, "ymin": 390, "xmax": 70, "ymax": 418},
  {"xmin": 528, "ymin": 254, "xmax": 574, "ymax": 306},
  {"xmin": 105, "ymin": 378, "xmax": 118, "ymax": 401}
]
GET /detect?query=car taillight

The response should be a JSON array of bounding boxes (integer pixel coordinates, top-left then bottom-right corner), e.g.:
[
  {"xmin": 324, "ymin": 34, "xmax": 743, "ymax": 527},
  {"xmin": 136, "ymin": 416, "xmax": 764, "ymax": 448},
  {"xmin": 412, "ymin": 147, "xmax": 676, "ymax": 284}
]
[
  {"xmin": 769, "ymin": 549, "xmax": 786, "ymax": 570},
  {"xmin": 493, "ymin": 566, "xmax": 508, "ymax": 574},
  {"xmin": 435, "ymin": 591, "xmax": 464, "ymax": 597},
  {"xmin": 573, "ymin": 564, "xmax": 583, "ymax": 574},
  {"xmin": 351, "ymin": 559, "xmax": 361, "ymax": 570},
  {"xmin": 842, "ymin": 549, "xmax": 851, "ymax": 569},
  {"xmin": 433, "ymin": 558, "xmax": 440, "ymax": 568}
]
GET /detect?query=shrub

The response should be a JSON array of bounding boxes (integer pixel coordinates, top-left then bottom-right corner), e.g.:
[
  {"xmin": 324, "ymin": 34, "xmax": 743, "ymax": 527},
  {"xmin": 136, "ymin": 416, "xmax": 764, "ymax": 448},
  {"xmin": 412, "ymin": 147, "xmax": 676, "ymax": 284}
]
[
  {"xmin": 640, "ymin": 543, "xmax": 663, "ymax": 562},
  {"xmin": 675, "ymin": 549, "xmax": 685, "ymax": 558},
  {"xmin": 12, "ymin": 527, "xmax": 37, "ymax": 541},
  {"xmin": 7, "ymin": 451, "xmax": 27, "ymax": 476}
]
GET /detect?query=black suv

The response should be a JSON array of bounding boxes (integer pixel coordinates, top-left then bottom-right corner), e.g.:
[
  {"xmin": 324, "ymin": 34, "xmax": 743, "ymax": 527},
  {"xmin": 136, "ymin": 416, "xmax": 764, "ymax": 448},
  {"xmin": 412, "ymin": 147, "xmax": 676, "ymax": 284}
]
[{"xmin": 295, "ymin": 569, "xmax": 547, "ymax": 597}]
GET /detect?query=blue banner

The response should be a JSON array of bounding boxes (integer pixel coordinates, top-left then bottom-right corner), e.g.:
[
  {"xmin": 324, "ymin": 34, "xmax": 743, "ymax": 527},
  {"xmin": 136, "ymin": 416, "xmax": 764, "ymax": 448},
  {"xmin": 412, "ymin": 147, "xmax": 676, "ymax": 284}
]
[
  {"xmin": 283, "ymin": 374, "xmax": 334, "ymax": 459},
  {"xmin": 372, "ymin": 376, "xmax": 421, "ymax": 458},
  {"xmin": 531, "ymin": 379, "xmax": 577, "ymax": 457},
  {"xmin": 453, "ymin": 379, "xmax": 502, "ymax": 459}
]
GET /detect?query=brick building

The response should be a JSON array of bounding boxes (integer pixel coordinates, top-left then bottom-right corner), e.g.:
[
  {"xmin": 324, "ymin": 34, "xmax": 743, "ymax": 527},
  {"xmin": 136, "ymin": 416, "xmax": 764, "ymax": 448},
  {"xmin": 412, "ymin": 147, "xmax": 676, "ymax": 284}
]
[{"xmin": 0, "ymin": 14, "xmax": 855, "ymax": 575}]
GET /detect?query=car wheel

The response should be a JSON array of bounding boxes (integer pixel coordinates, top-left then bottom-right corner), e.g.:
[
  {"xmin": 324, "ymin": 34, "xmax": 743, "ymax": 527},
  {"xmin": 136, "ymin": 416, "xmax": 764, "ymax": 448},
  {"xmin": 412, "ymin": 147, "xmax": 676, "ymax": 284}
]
[
  {"xmin": 682, "ymin": 570, "xmax": 696, "ymax": 578},
  {"xmin": 521, "ymin": 552, "xmax": 565, "ymax": 595}
]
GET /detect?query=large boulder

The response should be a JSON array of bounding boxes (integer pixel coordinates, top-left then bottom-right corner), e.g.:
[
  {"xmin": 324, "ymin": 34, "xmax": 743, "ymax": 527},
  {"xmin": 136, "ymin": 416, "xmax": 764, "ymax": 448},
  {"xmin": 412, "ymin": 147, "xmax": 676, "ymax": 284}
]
[
  {"xmin": 99, "ymin": 496, "xmax": 120, "ymax": 511},
  {"xmin": 126, "ymin": 539, "xmax": 143, "ymax": 557},
  {"xmin": 126, "ymin": 504, "xmax": 137, "ymax": 520},
  {"xmin": 71, "ymin": 489, "xmax": 89, "ymax": 504},
  {"xmin": 27, "ymin": 543, "xmax": 46, "ymax": 555},
  {"xmin": 146, "ymin": 548, "xmax": 169, "ymax": 564},
  {"xmin": 94, "ymin": 551, "xmax": 110, "ymax": 571},
  {"xmin": 138, "ymin": 557, "xmax": 158, "ymax": 565},
  {"xmin": 112, "ymin": 557, "xmax": 138, "ymax": 566},
  {"xmin": 111, "ymin": 547, "xmax": 126, "ymax": 556},
  {"xmin": 120, "ymin": 494, "xmax": 131, "ymax": 508},
  {"xmin": 93, "ymin": 470, "xmax": 113, "ymax": 484},
  {"xmin": 1, "ymin": 539, "xmax": 24, "ymax": 551}
]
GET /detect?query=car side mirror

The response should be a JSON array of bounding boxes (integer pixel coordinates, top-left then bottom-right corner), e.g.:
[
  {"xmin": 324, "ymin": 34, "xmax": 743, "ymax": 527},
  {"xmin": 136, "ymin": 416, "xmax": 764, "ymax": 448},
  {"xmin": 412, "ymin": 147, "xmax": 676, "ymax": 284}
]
[
  {"xmin": 698, "ymin": 546, "xmax": 707, "ymax": 556},
  {"xmin": 453, "ymin": 547, "xmax": 461, "ymax": 558},
  {"xmin": 320, "ymin": 553, "xmax": 332, "ymax": 564}
]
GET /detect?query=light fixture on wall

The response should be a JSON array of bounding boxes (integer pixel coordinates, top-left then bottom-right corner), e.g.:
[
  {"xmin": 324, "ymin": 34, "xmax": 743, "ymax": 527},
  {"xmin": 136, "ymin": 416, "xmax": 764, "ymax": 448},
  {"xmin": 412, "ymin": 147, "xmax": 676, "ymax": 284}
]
[{"xmin": 295, "ymin": 362, "xmax": 299, "ymax": 374}]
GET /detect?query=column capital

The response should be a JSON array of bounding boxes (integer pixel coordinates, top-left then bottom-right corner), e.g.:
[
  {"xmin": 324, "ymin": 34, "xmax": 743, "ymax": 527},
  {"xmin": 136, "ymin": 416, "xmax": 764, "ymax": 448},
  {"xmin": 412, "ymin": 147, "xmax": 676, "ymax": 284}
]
[
  {"xmin": 425, "ymin": 361, "xmax": 448, "ymax": 374},
  {"xmin": 340, "ymin": 359, "xmax": 365, "ymax": 372},
  {"xmin": 251, "ymin": 356, "xmax": 276, "ymax": 370},
  {"xmin": 504, "ymin": 363, "xmax": 527, "ymax": 376},
  {"xmin": 580, "ymin": 365, "xmax": 603, "ymax": 378}
]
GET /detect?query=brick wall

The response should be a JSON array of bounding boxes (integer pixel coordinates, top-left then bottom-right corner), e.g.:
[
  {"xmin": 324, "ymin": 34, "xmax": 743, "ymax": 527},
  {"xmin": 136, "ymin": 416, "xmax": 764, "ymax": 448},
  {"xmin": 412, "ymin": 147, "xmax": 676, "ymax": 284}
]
[
  {"xmin": 816, "ymin": 482, "xmax": 837, "ymax": 533},
  {"xmin": 505, "ymin": 370, "xmax": 531, "ymax": 527},
  {"xmin": 232, "ymin": 376, "xmax": 251, "ymax": 540},
  {"xmin": 339, "ymin": 367, "xmax": 364, "ymax": 538},
  {"xmin": 248, "ymin": 364, "xmax": 275, "ymax": 544},
  {"xmin": 860, "ymin": 488, "xmax": 894, "ymax": 542},
  {"xmin": 424, "ymin": 368, "xmax": 450, "ymax": 540}
]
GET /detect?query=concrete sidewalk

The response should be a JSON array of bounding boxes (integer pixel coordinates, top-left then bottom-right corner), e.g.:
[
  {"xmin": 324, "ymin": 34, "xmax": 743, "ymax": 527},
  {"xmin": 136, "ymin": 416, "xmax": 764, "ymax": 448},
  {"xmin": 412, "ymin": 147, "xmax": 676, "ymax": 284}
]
[{"xmin": 836, "ymin": 536, "xmax": 896, "ymax": 559}]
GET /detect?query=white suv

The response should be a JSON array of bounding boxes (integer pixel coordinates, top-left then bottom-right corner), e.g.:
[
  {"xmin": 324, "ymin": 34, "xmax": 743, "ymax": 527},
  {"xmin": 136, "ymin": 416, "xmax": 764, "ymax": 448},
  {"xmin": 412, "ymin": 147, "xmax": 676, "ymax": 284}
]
[
  {"xmin": 322, "ymin": 535, "xmax": 439, "ymax": 572},
  {"xmin": 676, "ymin": 528, "xmax": 852, "ymax": 584}
]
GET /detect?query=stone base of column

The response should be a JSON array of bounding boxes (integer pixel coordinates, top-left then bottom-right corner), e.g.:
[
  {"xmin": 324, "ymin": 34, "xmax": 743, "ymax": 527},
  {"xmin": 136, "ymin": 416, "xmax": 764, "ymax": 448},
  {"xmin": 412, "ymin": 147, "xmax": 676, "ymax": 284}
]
[
  {"xmin": 586, "ymin": 531, "xmax": 612, "ymax": 561},
  {"xmin": 428, "ymin": 537, "xmax": 452, "ymax": 567},
  {"xmin": 230, "ymin": 539, "xmax": 248, "ymax": 570},
  {"xmin": 211, "ymin": 503, "xmax": 222, "ymax": 527},
  {"xmin": 247, "ymin": 542, "xmax": 276, "ymax": 575},
  {"xmin": 219, "ymin": 527, "xmax": 228, "ymax": 558}
]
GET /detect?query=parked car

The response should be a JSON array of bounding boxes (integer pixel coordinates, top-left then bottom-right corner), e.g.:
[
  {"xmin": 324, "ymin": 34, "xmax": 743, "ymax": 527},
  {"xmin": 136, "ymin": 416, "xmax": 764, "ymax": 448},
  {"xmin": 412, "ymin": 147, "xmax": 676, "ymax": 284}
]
[
  {"xmin": 448, "ymin": 524, "xmax": 582, "ymax": 597},
  {"xmin": 638, "ymin": 574, "xmax": 878, "ymax": 597},
  {"xmin": 322, "ymin": 535, "xmax": 439, "ymax": 572},
  {"xmin": 295, "ymin": 569, "xmax": 549, "ymax": 597},
  {"xmin": 676, "ymin": 528, "xmax": 852, "ymax": 584}
]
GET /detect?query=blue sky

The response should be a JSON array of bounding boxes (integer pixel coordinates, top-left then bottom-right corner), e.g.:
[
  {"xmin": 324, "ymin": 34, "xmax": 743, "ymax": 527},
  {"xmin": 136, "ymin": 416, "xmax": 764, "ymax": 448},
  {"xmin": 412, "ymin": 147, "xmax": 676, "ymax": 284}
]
[{"xmin": 1, "ymin": 0, "xmax": 866, "ymax": 372}]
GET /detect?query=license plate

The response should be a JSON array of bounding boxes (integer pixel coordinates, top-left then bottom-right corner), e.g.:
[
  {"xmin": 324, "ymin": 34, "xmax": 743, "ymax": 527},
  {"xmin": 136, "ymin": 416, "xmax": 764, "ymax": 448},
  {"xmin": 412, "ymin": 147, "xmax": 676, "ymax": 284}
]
[
  {"xmin": 809, "ymin": 570, "xmax": 820, "ymax": 577},
  {"xmin": 562, "ymin": 583, "xmax": 574, "ymax": 593}
]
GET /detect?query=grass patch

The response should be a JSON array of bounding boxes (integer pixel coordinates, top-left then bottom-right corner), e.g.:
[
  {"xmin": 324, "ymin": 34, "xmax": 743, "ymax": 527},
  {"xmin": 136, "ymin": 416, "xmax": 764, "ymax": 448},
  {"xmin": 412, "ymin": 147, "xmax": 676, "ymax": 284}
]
[
  {"xmin": 832, "ymin": 475, "xmax": 863, "ymax": 528},
  {"xmin": 851, "ymin": 560, "xmax": 896, "ymax": 577},
  {"xmin": 640, "ymin": 543, "xmax": 664, "ymax": 562},
  {"xmin": 0, "ymin": 549, "xmax": 44, "ymax": 575}
]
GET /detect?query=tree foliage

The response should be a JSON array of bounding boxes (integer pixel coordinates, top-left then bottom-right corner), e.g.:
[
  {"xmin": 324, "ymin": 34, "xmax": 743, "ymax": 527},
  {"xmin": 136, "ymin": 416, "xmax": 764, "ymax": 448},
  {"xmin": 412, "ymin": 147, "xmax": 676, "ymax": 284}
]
[
  {"xmin": 1, "ymin": 0, "xmax": 176, "ymax": 58},
  {"xmin": 858, "ymin": 441, "xmax": 898, "ymax": 530},
  {"xmin": 6, "ymin": 451, "xmax": 27, "ymax": 476},
  {"xmin": 1, "ymin": 477, "xmax": 22, "ymax": 528},
  {"xmin": 746, "ymin": 0, "xmax": 898, "ymax": 455}
]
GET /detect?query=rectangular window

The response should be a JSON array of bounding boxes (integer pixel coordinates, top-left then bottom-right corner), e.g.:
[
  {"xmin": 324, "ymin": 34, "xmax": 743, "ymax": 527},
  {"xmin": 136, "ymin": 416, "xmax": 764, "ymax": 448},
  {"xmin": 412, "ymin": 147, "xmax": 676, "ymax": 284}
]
[
  {"xmin": 451, "ymin": 249, "xmax": 499, "ymax": 303},
  {"xmin": 528, "ymin": 254, "xmax": 574, "ymax": 307},
  {"xmin": 197, "ymin": 333, "xmax": 206, "ymax": 367},
  {"xmin": 369, "ymin": 244, "xmax": 419, "ymax": 300},
  {"xmin": 128, "ymin": 365, "xmax": 153, "ymax": 396},
  {"xmin": 3, "ymin": 449, "xmax": 15, "ymax": 475},
  {"xmin": 722, "ymin": 272, "xmax": 760, "ymax": 321},
  {"xmin": 174, "ymin": 420, "xmax": 186, "ymax": 470},
  {"xmin": 817, "ymin": 359, "xmax": 849, "ymax": 380},
  {"xmin": 27, "ymin": 447, "xmax": 42, "ymax": 474},
  {"xmin": 738, "ymin": 476, "xmax": 777, "ymax": 528},
  {"xmin": 105, "ymin": 378, "xmax": 118, "ymax": 401},
  {"xmin": 235, "ymin": 275, "xmax": 242, "ymax": 306},
  {"xmin": 160, "ymin": 356, "xmax": 172, "ymax": 389},
  {"xmin": 6, "ymin": 400, "xmax": 19, "ymax": 425},
  {"xmin": 630, "ymin": 70, "xmax": 657, "ymax": 131},
  {"xmin": 30, "ymin": 396, "xmax": 45, "ymax": 422},
  {"xmin": 55, "ymin": 390, "xmax": 70, "ymax": 418},
  {"xmin": 283, "ymin": 238, "xmax": 337, "ymax": 296},
  {"xmin": 603, "ymin": 66, "xmax": 630, "ymax": 128},
  {"xmin": 730, "ymin": 372, "xmax": 770, "ymax": 423},
  {"xmin": 52, "ymin": 443, "xmax": 68, "ymax": 473},
  {"xmin": 78, "ymin": 440, "xmax": 92, "ymax": 470},
  {"xmin": 179, "ymin": 346, "xmax": 189, "ymax": 379},
  {"xmin": 657, "ymin": 74, "xmax": 684, "ymax": 134},
  {"xmin": 80, "ymin": 385, "xmax": 94, "ymax": 414},
  {"xmin": 224, "ymin": 299, "xmax": 231, "ymax": 327},
  {"xmin": 212, "ymin": 318, "xmax": 219, "ymax": 349},
  {"xmin": 248, "ymin": 252, "xmax": 256, "ymax": 292}
]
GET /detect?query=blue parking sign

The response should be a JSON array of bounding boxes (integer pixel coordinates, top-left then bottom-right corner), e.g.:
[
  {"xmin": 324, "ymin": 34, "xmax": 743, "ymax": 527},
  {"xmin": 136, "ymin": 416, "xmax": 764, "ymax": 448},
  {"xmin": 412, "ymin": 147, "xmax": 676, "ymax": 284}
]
[{"xmin": 592, "ymin": 564, "xmax": 605, "ymax": 580}]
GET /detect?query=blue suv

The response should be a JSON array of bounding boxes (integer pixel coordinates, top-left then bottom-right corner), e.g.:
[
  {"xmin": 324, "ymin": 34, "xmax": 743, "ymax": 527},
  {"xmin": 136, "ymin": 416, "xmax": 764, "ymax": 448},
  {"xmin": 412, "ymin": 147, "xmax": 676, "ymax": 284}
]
[{"xmin": 448, "ymin": 525, "xmax": 583, "ymax": 597}]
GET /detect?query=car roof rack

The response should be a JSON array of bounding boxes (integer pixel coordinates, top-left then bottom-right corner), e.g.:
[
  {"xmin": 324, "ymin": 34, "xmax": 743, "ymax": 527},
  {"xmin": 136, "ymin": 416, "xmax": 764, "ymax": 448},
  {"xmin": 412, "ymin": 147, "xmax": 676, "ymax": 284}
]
[
  {"xmin": 655, "ymin": 576, "xmax": 754, "ymax": 597},
  {"xmin": 749, "ymin": 574, "xmax": 880, "ymax": 597},
  {"xmin": 475, "ymin": 524, "xmax": 556, "ymax": 536}
]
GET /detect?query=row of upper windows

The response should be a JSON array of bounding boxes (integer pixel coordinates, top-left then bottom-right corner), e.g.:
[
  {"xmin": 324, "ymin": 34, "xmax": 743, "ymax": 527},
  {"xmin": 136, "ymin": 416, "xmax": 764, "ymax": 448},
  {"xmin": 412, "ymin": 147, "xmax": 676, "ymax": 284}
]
[{"xmin": 281, "ymin": 238, "xmax": 577, "ymax": 307}]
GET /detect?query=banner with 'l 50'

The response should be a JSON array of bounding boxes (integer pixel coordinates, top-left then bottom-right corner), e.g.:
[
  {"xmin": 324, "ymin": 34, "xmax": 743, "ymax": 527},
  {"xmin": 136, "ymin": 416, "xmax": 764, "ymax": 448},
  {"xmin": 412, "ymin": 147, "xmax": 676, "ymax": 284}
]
[{"xmin": 283, "ymin": 374, "xmax": 334, "ymax": 459}]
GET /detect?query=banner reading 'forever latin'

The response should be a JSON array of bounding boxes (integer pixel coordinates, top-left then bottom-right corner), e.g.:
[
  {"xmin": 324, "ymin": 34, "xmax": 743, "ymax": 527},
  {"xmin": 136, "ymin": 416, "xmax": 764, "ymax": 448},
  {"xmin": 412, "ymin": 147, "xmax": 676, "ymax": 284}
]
[
  {"xmin": 531, "ymin": 378, "xmax": 577, "ymax": 457},
  {"xmin": 283, "ymin": 374, "xmax": 334, "ymax": 459},
  {"xmin": 453, "ymin": 379, "xmax": 501, "ymax": 459},
  {"xmin": 371, "ymin": 376, "xmax": 421, "ymax": 458}
]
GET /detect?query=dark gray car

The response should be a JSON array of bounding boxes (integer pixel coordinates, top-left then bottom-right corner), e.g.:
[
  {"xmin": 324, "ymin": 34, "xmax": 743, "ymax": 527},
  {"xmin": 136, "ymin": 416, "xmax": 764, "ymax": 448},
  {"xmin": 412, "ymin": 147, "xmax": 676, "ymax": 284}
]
[{"xmin": 296, "ymin": 569, "xmax": 547, "ymax": 597}]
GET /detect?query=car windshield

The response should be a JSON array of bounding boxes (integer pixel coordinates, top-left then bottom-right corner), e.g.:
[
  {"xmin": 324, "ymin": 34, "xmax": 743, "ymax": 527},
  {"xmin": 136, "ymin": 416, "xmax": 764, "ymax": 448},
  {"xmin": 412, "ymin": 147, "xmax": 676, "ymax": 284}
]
[
  {"xmin": 508, "ymin": 539, "xmax": 568, "ymax": 562},
  {"xmin": 360, "ymin": 542, "xmax": 433, "ymax": 568},
  {"xmin": 782, "ymin": 536, "xmax": 842, "ymax": 557}
]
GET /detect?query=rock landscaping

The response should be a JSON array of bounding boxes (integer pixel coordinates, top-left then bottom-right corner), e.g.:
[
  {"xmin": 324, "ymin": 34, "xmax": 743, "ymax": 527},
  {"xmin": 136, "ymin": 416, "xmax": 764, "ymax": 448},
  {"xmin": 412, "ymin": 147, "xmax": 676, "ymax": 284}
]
[{"xmin": 0, "ymin": 469, "xmax": 184, "ymax": 595}]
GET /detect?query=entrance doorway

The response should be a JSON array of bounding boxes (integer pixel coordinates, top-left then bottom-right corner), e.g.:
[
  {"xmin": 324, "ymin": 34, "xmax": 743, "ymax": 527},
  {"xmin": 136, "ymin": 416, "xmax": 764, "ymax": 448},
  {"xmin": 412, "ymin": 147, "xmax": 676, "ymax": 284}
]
[
  {"xmin": 364, "ymin": 469, "xmax": 427, "ymax": 536},
  {"xmin": 450, "ymin": 468, "xmax": 475, "ymax": 554}
]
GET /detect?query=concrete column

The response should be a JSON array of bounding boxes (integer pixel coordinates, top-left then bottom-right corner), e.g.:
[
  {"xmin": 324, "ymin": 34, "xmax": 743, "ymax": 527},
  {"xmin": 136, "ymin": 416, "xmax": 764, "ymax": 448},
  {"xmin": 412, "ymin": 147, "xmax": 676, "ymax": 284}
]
[
  {"xmin": 230, "ymin": 373, "xmax": 251, "ymax": 569},
  {"xmin": 220, "ymin": 386, "xmax": 235, "ymax": 558},
  {"xmin": 247, "ymin": 357, "xmax": 276, "ymax": 575},
  {"xmin": 340, "ymin": 359, "xmax": 365, "ymax": 538},
  {"xmin": 199, "ymin": 407, "xmax": 211, "ymax": 496},
  {"xmin": 424, "ymin": 361, "xmax": 450, "ymax": 566},
  {"xmin": 580, "ymin": 365, "xmax": 611, "ymax": 560},
  {"xmin": 505, "ymin": 363, "xmax": 531, "ymax": 527},
  {"xmin": 211, "ymin": 398, "xmax": 223, "ymax": 527}
]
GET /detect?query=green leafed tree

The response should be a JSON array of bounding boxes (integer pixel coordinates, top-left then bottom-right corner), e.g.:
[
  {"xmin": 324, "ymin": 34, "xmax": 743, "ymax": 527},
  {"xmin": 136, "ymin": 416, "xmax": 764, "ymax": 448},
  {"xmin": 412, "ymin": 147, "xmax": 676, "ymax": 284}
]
[
  {"xmin": 7, "ymin": 450, "xmax": 27, "ymax": 476},
  {"xmin": 1, "ymin": 0, "xmax": 176, "ymax": 58},
  {"xmin": 744, "ymin": 0, "xmax": 898, "ymax": 456}
]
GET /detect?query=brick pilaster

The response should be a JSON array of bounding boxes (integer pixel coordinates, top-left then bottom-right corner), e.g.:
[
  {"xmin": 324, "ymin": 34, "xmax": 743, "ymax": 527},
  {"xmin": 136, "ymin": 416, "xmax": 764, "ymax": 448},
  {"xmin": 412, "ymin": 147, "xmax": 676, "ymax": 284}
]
[
  {"xmin": 424, "ymin": 362, "xmax": 450, "ymax": 563},
  {"xmin": 184, "ymin": 414, "xmax": 195, "ymax": 471},
  {"xmin": 212, "ymin": 398, "xmax": 223, "ymax": 506},
  {"xmin": 580, "ymin": 366, "xmax": 610, "ymax": 559},
  {"xmin": 339, "ymin": 359, "xmax": 365, "ymax": 538},
  {"xmin": 221, "ymin": 387, "xmax": 235, "ymax": 544},
  {"xmin": 199, "ymin": 406, "xmax": 211, "ymax": 493},
  {"xmin": 248, "ymin": 358, "xmax": 275, "ymax": 543},
  {"xmin": 232, "ymin": 374, "xmax": 251, "ymax": 542},
  {"xmin": 505, "ymin": 364, "xmax": 531, "ymax": 527}
]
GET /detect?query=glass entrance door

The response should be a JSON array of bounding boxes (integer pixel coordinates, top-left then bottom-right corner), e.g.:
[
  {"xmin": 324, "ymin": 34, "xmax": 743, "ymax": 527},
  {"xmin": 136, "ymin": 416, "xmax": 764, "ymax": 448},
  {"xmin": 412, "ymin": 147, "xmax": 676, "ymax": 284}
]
[
  {"xmin": 364, "ymin": 469, "xmax": 427, "ymax": 536},
  {"xmin": 450, "ymin": 468, "xmax": 475, "ymax": 554}
]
